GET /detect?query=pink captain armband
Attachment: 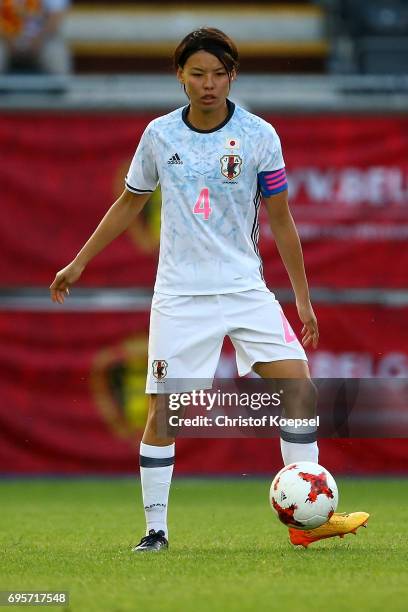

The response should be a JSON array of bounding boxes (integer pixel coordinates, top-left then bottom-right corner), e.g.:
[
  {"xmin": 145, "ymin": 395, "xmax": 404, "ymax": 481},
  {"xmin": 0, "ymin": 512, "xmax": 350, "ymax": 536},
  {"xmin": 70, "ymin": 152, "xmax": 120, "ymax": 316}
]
[{"xmin": 258, "ymin": 168, "xmax": 288, "ymax": 197}]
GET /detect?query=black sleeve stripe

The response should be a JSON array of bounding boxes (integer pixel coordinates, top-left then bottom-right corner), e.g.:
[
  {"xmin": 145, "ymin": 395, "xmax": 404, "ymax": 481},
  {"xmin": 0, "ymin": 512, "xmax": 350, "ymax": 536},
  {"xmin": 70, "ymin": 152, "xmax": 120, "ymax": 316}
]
[
  {"xmin": 279, "ymin": 430, "xmax": 317, "ymax": 444},
  {"xmin": 125, "ymin": 181, "xmax": 154, "ymax": 194},
  {"xmin": 139, "ymin": 455, "xmax": 175, "ymax": 467}
]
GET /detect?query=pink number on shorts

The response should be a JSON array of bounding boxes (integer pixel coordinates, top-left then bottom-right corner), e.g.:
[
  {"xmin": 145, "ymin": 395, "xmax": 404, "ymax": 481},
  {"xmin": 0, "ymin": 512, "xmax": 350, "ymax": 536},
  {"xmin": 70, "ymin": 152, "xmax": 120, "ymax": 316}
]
[
  {"xmin": 193, "ymin": 188, "xmax": 212, "ymax": 220},
  {"xmin": 280, "ymin": 311, "xmax": 297, "ymax": 343}
]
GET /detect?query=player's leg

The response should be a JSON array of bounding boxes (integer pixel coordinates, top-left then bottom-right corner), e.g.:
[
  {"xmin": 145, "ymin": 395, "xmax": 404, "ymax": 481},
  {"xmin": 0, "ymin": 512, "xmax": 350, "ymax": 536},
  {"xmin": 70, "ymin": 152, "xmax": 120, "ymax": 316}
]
[
  {"xmin": 133, "ymin": 394, "xmax": 175, "ymax": 552},
  {"xmin": 256, "ymin": 360, "xmax": 370, "ymax": 546},
  {"xmin": 134, "ymin": 293, "xmax": 224, "ymax": 552},
  {"xmin": 227, "ymin": 290, "xmax": 370, "ymax": 545},
  {"xmin": 252, "ymin": 359, "xmax": 319, "ymax": 465},
  {"xmin": 227, "ymin": 290, "xmax": 317, "ymax": 465}
]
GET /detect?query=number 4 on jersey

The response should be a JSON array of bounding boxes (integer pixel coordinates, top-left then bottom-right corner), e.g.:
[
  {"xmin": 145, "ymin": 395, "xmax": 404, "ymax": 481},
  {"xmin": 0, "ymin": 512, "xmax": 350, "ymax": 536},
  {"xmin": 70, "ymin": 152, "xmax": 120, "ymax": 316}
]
[{"xmin": 193, "ymin": 188, "xmax": 212, "ymax": 220}]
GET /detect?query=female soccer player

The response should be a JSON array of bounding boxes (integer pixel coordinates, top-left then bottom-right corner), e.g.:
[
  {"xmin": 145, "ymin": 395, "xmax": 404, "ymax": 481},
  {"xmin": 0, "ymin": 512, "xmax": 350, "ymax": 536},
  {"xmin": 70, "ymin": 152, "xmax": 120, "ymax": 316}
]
[{"xmin": 50, "ymin": 28, "xmax": 368, "ymax": 550}]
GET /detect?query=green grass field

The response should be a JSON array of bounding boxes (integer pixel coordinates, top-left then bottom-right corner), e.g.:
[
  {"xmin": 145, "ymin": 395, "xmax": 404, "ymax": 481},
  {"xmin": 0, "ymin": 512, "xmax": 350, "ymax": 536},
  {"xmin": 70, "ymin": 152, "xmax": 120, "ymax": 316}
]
[{"xmin": 0, "ymin": 478, "xmax": 407, "ymax": 612}]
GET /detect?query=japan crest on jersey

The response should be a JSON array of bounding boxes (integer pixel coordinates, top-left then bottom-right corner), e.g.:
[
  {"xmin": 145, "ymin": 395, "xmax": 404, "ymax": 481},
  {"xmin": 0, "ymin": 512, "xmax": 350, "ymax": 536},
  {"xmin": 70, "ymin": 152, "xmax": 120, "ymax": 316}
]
[
  {"xmin": 152, "ymin": 360, "xmax": 168, "ymax": 380},
  {"xmin": 220, "ymin": 155, "xmax": 242, "ymax": 180}
]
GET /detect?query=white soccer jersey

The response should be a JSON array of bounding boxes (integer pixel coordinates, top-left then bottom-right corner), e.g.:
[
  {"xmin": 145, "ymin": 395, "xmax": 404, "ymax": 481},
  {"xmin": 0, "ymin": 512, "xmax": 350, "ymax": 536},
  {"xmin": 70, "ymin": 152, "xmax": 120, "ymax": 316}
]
[{"xmin": 125, "ymin": 100, "xmax": 288, "ymax": 295}]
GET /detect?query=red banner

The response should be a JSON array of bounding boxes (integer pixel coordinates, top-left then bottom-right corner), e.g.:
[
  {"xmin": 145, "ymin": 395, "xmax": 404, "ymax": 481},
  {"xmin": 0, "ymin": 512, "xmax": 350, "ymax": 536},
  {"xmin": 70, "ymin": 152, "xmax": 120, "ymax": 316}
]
[
  {"xmin": 269, "ymin": 115, "xmax": 408, "ymax": 288},
  {"xmin": 0, "ymin": 305, "xmax": 406, "ymax": 475},
  {"xmin": 1, "ymin": 113, "xmax": 407, "ymax": 288}
]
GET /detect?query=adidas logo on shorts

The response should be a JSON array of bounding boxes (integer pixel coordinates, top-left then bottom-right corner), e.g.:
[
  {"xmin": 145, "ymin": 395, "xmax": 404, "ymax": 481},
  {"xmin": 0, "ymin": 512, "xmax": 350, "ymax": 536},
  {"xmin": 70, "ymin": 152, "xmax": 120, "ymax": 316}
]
[{"xmin": 167, "ymin": 153, "xmax": 183, "ymax": 165}]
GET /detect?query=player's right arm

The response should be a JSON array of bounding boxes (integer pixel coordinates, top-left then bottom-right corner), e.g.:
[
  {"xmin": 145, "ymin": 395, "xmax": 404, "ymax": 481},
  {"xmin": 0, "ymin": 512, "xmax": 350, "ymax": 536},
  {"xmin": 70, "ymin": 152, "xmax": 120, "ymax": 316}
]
[{"xmin": 49, "ymin": 189, "xmax": 150, "ymax": 304}]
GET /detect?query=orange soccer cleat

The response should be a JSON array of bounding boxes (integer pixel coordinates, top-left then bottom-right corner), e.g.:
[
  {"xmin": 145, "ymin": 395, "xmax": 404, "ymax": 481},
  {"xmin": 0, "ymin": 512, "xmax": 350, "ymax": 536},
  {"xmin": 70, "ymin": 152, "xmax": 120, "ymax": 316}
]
[{"xmin": 289, "ymin": 512, "xmax": 370, "ymax": 548}]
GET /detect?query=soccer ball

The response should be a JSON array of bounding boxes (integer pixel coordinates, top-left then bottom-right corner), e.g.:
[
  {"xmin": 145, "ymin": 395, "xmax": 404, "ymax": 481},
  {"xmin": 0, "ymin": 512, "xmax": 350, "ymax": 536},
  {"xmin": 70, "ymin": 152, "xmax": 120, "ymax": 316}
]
[{"xmin": 270, "ymin": 462, "xmax": 338, "ymax": 530}]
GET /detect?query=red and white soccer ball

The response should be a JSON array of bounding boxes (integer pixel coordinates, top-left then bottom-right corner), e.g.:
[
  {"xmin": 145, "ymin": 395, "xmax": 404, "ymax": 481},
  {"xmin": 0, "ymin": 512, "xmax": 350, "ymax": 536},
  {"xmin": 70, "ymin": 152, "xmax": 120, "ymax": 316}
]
[{"xmin": 270, "ymin": 462, "xmax": 339, "ymax": 530}]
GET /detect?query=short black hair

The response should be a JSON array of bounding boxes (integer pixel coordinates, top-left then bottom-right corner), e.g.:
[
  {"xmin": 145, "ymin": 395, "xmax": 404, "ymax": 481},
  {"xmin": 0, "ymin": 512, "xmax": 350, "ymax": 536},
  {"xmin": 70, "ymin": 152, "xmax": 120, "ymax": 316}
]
[{"xmin": 174, "ymin": 27, "xmax": 239, "ymax": 76}]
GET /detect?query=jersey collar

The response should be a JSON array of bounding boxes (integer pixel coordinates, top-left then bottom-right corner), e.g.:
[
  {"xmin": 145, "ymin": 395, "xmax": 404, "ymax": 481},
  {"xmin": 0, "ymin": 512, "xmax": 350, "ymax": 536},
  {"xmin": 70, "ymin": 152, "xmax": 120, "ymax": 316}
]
[{"xmin": 182, "ymin": 99, "xmax": 235, "ymax": 134}]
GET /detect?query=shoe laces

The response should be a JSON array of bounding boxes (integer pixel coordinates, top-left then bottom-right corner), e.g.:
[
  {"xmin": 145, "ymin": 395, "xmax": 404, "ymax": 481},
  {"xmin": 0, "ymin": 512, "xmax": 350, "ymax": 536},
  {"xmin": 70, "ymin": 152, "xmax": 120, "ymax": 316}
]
[{"xmin": 139, "ymin": 529, "xmax": 166, "ymax": 545}]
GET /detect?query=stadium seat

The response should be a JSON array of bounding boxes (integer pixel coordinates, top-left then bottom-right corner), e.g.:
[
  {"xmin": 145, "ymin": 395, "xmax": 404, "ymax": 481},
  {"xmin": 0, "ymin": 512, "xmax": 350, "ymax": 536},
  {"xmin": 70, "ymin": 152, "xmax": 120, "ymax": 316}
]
[{"xmin": 340, "ymin": 0, "xmax": 408, "ymax": 74}]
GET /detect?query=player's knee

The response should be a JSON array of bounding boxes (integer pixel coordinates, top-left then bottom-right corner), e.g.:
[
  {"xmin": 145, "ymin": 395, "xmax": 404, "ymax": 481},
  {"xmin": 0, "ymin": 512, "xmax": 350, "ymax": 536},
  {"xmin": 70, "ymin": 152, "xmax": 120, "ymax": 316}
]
[
  {"xmin": 282, "ymin": 378, "xmax": 317, "ymax": 419},
  {"xmin": 144, "ymin": 395, "xmax": 175, "ymax": 443},
  {"xmin": 145, "ymin": 395, "xmax": 164, "ymax": 426}
]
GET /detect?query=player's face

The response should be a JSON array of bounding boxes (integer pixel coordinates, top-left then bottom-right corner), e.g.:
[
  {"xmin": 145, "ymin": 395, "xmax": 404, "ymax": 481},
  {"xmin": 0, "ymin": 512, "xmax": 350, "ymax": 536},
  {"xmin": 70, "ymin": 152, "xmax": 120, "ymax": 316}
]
[{"xmin": 177, "ymin": 50, "xmax": 234, "ymax": 112}]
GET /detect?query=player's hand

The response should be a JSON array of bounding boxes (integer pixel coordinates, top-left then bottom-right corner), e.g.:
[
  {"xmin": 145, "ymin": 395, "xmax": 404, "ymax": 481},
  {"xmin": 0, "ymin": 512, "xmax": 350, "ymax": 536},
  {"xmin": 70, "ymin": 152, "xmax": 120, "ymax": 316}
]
[
  {"xmin": 49, "ymin": 261, "xmax": 84, "ymax": 304},
  {"xmin": 296, "ymin": 299, "xmax": 319, "ymax": 349}
]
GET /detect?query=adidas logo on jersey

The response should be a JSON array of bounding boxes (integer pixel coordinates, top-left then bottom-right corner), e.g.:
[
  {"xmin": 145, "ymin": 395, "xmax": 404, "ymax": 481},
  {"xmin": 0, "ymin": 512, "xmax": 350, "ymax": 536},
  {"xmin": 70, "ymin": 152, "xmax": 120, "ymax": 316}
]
[{"xmin": 167, "ymin": 153, "xmax": 183, "ymax": 165}]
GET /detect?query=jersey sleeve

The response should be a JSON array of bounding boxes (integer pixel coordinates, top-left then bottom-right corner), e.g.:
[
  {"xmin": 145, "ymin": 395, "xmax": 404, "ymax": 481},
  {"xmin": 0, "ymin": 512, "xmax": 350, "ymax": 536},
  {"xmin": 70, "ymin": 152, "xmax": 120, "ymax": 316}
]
[
  {"xmin": 125, "ymin": 124, "xmax": 159, "ymax": 195},
  {"xmin": 257, "ymin": 123, "xmax": 288, "ymax": 197}
]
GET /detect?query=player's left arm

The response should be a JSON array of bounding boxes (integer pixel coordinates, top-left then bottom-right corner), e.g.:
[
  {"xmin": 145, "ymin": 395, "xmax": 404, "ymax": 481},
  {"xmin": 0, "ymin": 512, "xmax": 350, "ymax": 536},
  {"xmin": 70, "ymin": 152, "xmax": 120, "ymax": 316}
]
[{"xmin": 263, "ymin": 190, "xmax": 319, "ymax": 349}]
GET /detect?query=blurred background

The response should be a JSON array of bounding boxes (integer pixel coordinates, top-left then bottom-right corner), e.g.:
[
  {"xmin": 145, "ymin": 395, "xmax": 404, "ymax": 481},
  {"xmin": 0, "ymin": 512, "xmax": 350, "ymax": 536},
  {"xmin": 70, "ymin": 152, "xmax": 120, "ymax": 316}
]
[{"xmin": 1, "ymin": 0, "xmax": 407, "ymax": 477}]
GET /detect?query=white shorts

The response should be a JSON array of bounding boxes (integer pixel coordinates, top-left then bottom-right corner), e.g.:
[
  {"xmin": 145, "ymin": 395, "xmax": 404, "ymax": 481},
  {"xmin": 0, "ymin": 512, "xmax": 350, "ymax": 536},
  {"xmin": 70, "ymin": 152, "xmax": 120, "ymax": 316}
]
[{"xmin": 146, "ymin": 288, "xmax": 307, "ymax": 393}]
